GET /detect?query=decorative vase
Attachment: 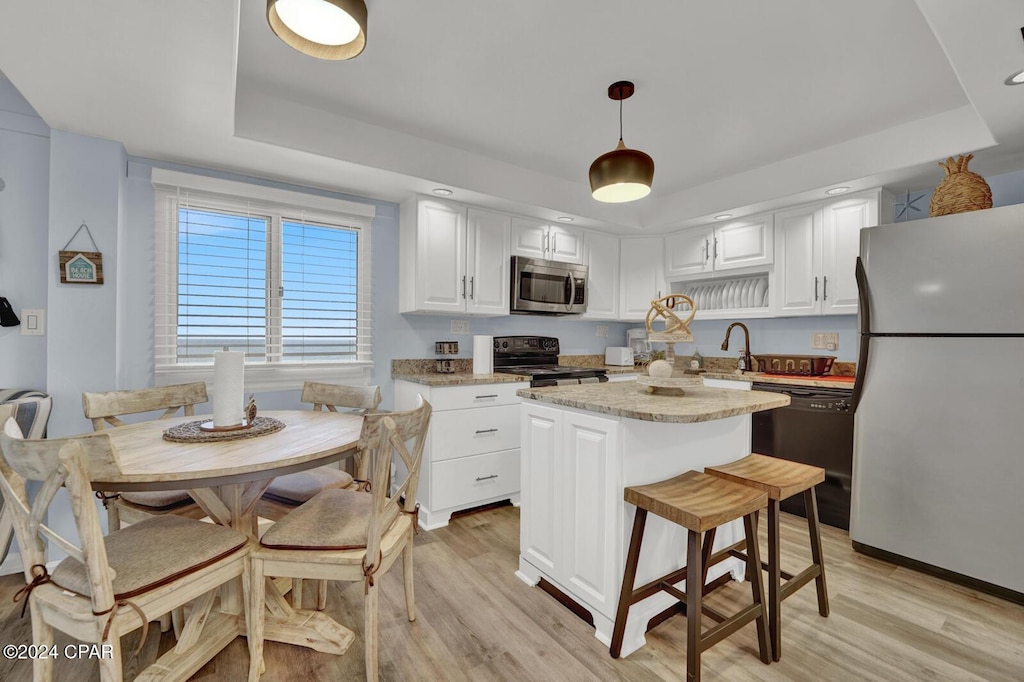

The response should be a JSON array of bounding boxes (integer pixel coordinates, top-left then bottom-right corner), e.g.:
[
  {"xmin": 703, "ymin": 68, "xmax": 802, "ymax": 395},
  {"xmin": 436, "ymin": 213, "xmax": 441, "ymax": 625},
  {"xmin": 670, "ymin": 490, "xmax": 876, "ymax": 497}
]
[{"xmin": 929, "ymin": 153, "xmax": 992, "ymax": 217}]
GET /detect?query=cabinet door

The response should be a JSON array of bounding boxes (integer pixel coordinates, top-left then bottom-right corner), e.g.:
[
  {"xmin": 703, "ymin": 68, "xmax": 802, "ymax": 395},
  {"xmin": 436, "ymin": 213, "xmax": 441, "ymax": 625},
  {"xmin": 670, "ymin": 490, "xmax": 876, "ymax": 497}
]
[
  {"xmin": 619, "ymin": 237, "xmax": 665, "ymax": 320},
  {"xmin": 520, "ymin": 405, "xmax": 562, "ymax": 575},
  {"xmin": 466, "ymin": 208, "xmax": 511, "ymax": 315},
  {"xmin": 581, "ymin": 231, "xmax": 619, "ymax": 320},
  {"xmin": 561, "ymin": 412, "xmax": 619, "ymax": 614},
  {"xmin": 415, "ymin": 199, "xmax": 467, "ymax": 313},
  {"xmin": 822, "ymin": 192, "xmax": 878, "ymax": 314},
  {"xmin": 714, "ymin": 213, "xmax": 774, "ymax": 271},
  {"xmin": 664, "ymin": 227, "xmax": 713, "ymax": 278},
  {"xmin": 510, "ymin": 217, "xmax": 550, "ymax": 260},
  {"xmin": 548, "ymin": 225, "xmax": 584, "ymax": 264},
  {"xmin": 774, "ymin": 204, "xmax": 821, "ymax": 316}
]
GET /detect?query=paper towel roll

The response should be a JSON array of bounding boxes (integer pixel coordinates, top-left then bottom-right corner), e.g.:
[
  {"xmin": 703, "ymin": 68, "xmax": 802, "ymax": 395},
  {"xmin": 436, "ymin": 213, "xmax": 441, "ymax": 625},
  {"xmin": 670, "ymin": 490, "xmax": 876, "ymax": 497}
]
[
  {"xmin": 473, "ymin": 335, "xmax": 493, "ymax": 375},
  {"xmin": 213, "ymin": 350, "xmax": 245, "ymax": 426}
]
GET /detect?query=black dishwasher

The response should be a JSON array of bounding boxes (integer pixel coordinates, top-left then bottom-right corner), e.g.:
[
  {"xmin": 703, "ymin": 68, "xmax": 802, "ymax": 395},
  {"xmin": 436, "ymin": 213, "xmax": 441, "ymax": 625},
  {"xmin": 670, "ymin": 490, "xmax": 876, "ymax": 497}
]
[{"xmin": 751, "ymin": 383, "xmax": 853, "ymax": 530}]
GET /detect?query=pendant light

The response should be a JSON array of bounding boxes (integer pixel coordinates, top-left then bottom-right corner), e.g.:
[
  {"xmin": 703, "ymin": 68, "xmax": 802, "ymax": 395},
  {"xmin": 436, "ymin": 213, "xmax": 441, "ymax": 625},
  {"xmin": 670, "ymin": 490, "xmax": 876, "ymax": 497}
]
[
  {"xmin": 589, "ymin": 81, "xmax": 655, "ymax": 203},
  {"xmin": 267, "ymin": 0, "xmax": 368, "ymax": 60}
]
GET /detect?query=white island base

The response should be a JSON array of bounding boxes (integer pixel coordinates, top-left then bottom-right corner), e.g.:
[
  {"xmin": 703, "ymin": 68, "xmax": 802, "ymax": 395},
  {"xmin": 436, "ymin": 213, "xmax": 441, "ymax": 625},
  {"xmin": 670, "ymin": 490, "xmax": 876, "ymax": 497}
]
[{"xmin": 516, "ymin": 395, "xmax": 757, "ymax": 658}]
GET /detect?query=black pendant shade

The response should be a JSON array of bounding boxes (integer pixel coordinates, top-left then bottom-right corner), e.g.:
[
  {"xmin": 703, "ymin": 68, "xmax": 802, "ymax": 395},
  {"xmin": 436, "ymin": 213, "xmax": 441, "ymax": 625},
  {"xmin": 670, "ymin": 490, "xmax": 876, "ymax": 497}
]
[{"xmin": 589, "ymin": 81, "xmax": 655, "ymax": 203}]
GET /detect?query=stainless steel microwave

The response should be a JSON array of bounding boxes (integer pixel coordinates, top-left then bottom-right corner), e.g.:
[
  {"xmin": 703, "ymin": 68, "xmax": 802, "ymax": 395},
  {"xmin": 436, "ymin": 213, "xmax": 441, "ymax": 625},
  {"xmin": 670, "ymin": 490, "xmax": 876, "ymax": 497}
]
[{"xmin": 510, "ymin": 256, "xmax": 588, "ymax": 315}]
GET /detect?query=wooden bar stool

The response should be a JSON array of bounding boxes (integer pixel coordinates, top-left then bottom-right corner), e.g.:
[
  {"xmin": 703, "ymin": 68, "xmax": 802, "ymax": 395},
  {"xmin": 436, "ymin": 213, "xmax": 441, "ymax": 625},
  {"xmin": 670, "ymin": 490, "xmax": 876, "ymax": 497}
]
[
  {"xmin": 609, "ymin": 470, "xmax": 771, "ymax": 681},
  {"xmin": 705, "ymin": 453, "xmax": 829, "ymax": 662}
]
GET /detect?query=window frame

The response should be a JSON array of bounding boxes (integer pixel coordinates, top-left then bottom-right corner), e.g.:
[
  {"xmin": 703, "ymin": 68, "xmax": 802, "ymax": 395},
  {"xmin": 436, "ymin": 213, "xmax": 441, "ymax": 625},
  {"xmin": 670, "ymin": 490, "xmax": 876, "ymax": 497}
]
[{"xmin": 153, "ymin": 169, "xmax": 375, "ymax": 392}]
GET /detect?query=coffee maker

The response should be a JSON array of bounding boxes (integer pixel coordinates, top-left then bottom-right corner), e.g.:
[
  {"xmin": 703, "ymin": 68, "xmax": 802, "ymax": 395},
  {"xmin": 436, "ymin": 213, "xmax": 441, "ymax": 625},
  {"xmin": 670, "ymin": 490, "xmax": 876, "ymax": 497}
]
[{"xmin": 626, "ymin": 328, "xmax": 651, "ymax": 364}]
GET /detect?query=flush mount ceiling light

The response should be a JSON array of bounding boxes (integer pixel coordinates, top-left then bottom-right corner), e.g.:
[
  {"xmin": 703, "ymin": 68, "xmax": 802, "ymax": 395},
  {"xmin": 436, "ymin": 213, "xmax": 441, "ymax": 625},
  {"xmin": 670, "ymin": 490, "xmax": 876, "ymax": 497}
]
[
  {"xmin": 267, "ymin": 0, "xmax": 367, "ymax": 60},
  {"xmin": 714, "ymin": 214, "xmax": 733, "ymax": 221},
  {"xmin": 825, "ymin": 186, "xmax": 851, "ymax": 195},
  {"xmin": 556, "ymin": 216, "xmax": 575, "ymax": 222},
  {"xmin": 431, "ymin": 188, "xmax": 454, "ymax": 196},
  {"xmin": 589, "ymin": 81, "xmax": 655, "ymax": 203}
]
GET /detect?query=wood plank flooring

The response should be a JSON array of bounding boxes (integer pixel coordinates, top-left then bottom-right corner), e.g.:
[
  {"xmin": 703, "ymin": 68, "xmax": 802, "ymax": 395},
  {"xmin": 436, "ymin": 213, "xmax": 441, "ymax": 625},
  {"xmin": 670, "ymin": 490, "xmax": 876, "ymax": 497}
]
[{"xmin": 1, "ymin": 505, "xmax": 1022, "ymax": 681}]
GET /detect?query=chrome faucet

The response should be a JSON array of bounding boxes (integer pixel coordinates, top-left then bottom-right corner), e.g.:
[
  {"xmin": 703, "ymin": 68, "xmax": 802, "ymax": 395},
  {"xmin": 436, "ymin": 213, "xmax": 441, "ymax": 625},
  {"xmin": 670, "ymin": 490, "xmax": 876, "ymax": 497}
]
[{"xmin": 721, "ymin": 322, "xmax": 754, "ymax": 372}]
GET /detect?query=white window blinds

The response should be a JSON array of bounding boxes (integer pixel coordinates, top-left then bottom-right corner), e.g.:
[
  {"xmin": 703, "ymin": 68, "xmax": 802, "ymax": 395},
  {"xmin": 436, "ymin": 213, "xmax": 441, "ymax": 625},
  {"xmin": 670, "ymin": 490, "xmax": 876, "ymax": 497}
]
[{"xmin": 153, "ymin": 170, "xmax": 374, "ymax": 390}]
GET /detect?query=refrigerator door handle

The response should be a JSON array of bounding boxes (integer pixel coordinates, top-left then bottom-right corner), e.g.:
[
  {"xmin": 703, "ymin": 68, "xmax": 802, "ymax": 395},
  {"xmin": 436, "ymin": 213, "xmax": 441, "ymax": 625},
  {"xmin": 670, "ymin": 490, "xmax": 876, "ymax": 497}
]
[{"xmin": 852, "ymin": 257, "xmax": 871, "ymax": 412}]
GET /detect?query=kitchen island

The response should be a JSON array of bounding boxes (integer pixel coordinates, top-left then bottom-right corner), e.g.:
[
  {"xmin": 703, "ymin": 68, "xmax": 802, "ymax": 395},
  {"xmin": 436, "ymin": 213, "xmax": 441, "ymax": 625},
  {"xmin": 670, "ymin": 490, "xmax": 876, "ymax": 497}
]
[{"xmin": 515, "ymin": 380, "xmax": 789, "ymax": 657}]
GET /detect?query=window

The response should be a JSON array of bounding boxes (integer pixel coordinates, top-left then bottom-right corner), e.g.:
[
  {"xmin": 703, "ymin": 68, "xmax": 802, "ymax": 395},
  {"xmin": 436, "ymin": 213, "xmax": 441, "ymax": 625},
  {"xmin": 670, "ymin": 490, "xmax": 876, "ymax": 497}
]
[{"xmin": 153, "ymin": 170, "xmax": 374, "ymax": 391}]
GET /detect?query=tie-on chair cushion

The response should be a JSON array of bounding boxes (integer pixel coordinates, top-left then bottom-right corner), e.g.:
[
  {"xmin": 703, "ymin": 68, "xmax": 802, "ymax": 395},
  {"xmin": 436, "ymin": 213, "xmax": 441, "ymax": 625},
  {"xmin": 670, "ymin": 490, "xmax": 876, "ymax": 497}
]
[
  {"xmin": 119, "ymin": 489, "xmax": 194, "ymax": 509},
  {"xmin": 260, "ymin": 488, "xmax": 371, "ymax": 550},
  {"xmin": 50, "ymin": 515, "xmax": 247, "ymax": 600},
  {"xmin": 262, "ymin": 466, "xmax": 355, "ymax": 505}
]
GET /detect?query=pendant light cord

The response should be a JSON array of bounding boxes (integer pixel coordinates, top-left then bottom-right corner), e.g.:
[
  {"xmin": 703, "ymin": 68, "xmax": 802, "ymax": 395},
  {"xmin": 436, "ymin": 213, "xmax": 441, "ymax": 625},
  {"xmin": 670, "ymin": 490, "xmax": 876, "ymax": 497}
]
[{"xmin": 619, "ymin": 98, "xmax": 624, "ymax": 142}]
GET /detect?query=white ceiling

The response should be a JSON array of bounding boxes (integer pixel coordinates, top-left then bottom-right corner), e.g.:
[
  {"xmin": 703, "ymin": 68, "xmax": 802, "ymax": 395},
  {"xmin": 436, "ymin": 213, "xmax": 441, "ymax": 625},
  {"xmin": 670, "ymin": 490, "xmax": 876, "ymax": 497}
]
[{"xmin": 1, "ymin": 1, "xmax": 1023, "ymax": 233}]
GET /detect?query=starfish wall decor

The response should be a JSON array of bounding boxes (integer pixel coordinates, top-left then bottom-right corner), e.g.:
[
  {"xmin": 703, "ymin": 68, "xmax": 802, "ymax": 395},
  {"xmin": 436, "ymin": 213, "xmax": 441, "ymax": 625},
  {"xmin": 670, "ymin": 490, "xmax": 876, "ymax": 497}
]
[{"xmin": 895, "ymin": 189, "xmax": 927, "ymax": 221}]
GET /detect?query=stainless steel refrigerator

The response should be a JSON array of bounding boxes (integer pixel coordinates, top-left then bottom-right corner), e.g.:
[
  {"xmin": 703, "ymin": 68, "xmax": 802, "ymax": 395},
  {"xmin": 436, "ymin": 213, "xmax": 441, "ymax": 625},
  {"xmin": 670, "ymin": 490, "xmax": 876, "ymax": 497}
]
[{"xmin": 851, "ymin": 202, "xmax": 1024, "ymax": 600}]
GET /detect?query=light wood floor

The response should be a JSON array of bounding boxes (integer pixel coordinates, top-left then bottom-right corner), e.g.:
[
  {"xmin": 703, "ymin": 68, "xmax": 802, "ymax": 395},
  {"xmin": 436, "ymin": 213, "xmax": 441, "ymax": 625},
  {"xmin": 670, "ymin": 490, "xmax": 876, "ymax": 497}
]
[{"xmin": 1, "ymin": 505, "xmax": 1022, "ymax": 681}]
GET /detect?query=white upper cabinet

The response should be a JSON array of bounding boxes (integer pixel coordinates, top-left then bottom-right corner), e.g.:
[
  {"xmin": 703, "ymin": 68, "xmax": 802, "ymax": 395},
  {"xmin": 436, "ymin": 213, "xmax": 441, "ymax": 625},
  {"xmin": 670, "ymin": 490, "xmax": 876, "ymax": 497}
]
[
  {"xmin": 581, "ymin": 230, "xmax": 619, "ymax": 320},
  {"xmin": 399, "ymin": 197, "xmax": 510, "ymax": 315},
  {"xmin": 773, "ymin": 189, "xmax": 885, "ymax": 317},
  {"xmin": 665, "ymin": 213, "xmax": 774, "ymax": 279},
  {"xmin": 619, "ymin": 237, "xmax": 665, "ymax": 320},
  {"xmin": 511, "ymin": 217, "xmax": 584, "ymax": 264}
]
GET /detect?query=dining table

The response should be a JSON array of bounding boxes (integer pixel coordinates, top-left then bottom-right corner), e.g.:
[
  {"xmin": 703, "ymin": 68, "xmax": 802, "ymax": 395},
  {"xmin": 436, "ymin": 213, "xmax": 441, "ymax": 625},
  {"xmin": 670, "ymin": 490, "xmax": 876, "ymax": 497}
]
[{"xmin": 85, "ymin": 409, "xmax": 365, "ymax": 667}]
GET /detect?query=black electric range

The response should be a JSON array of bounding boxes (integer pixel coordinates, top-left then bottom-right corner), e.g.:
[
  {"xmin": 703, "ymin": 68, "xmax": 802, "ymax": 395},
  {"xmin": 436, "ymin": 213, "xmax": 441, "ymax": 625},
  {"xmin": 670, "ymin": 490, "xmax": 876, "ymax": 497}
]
[{"xmin": 493, "ymin": 336, "xmax": 608, "ymax": 388}]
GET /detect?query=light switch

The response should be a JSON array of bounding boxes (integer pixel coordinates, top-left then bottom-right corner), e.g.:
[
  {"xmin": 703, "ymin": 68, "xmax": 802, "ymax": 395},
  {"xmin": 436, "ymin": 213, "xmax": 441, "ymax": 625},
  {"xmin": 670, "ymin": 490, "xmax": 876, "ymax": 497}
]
[{"xmin": 21, "ymin": 309, "xmax": 45, "ymax": 336}]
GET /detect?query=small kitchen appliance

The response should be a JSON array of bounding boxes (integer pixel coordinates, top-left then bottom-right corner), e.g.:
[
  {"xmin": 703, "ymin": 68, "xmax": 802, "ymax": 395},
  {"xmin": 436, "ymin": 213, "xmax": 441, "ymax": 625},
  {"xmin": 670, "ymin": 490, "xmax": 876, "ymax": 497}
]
[
  {"xmin": 626, "ymin": 328, "xmax": 650, "ymax": 364},
  {"xmin": 604, "ymin": 346, "xmax": 634, "ymax": 366},
  {"xmin": 493, "ymin": 336, "xmax": 607, "ymax": 387}
]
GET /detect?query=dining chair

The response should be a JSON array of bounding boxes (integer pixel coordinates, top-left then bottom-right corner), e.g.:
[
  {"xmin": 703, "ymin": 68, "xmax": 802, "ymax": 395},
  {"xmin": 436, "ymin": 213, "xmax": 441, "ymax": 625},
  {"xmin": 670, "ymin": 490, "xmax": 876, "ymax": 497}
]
[
  {"xmin": 82, "ymin": 383, "xmax": 209, "ymax": 531},
  {"xmin": 257, "ymin": 381, "xmax": 381, "ymax": 609},
  {"xmin": 249, "ymin": 396, "xmax": 431, "ymax": 682},
  {"xmin": 0, "ymin": 418, "xmax": 257, "ymax": 682}
]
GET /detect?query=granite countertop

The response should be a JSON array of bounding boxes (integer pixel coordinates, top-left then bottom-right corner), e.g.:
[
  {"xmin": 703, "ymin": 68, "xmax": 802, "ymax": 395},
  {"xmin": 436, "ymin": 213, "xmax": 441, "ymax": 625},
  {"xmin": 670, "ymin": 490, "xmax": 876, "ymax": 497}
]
[
  {"xmin": 516, "ymin": 380, "xmax": 790, "ymax": 424},
  {"xmin": 699, "ymin": 371, "xmax": 857, "ymax": 389},
  {"xmin": 392, "ymin": 372, "xmax": 531, "ymax": 386}
]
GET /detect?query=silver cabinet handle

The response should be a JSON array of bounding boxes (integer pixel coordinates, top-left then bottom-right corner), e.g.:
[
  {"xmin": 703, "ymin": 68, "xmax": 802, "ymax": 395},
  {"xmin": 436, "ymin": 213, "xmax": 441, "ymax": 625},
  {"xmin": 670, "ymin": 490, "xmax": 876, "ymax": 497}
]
[
  {"xmin": 475, "ymin": 394, "xmax": 498, "ymax": 399},
  {"xmin": 713, "ymin": 237, "xmax": 719, "ymax": 261},
  {"xmin": 543, "ymin": 232, "xmax": 549, "ymax": 256},
  {"xmin": 470, "ymin": 276, "xmax": 475, "ymax": 299},
  {"xmin": 476, "ymin": 474, "xmax": 498, "ymax": 481},
  {"xmin": 823, "ymin": 276, "xmax": 828, "ymax": 301},
  {"xmin": 814, "ymin": 276, "xmax": 819, "ymax": 301},
  {"xmin": 475, "ymin": 428, "xmax": 498, "ymax": 434},
  {"xmin": 552, "ymin": 233, "xmax": 557, "ymax": 254},
  {"xmin": 461, "ymin": 276, "xmax": 466, "ymax": 299},
  {"xmin": 703, "ymin": 238, "xmax": 710, "ymax": 264}
]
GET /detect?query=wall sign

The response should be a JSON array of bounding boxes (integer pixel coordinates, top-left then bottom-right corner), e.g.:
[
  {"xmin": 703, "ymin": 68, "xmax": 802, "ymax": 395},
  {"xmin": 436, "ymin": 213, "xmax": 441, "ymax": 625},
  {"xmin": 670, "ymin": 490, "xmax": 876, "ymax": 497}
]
[{"xmin": 58, "ymin": 222, "xmax": 104, "ymax": 285}]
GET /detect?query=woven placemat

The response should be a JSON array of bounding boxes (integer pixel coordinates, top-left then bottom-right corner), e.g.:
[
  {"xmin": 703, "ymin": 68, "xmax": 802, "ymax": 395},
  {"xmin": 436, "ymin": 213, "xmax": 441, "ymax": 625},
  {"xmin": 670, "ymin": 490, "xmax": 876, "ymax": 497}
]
[{"xmin": 162, "ymin": 416, "xmax": 286, "ymax": 443}]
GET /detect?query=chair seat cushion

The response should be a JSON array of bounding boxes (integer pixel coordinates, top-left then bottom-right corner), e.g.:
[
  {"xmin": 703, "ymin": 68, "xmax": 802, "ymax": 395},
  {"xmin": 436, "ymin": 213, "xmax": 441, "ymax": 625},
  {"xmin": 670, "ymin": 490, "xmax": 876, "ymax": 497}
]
[
  {"xmin": 120, "ymin": 489, "xmax": 193, "ymax": 509},
  {"xmin": 50, "ymin": 515, "xmax": 247, "ymax": 600},
  {"xmin": 260, "ymin": 488, "xmax": 371, "ymax": 550},
  {"xmin": 263, "ymin": 466, "xmax": 354, "ymax": 505}
]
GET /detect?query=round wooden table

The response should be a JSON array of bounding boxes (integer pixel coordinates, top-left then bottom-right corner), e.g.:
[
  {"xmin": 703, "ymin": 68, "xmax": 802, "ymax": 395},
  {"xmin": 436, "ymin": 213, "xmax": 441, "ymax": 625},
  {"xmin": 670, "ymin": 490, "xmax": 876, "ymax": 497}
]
[{"xmin": 90, "ymin": 410, "xmax": 365, "ymax": 661}]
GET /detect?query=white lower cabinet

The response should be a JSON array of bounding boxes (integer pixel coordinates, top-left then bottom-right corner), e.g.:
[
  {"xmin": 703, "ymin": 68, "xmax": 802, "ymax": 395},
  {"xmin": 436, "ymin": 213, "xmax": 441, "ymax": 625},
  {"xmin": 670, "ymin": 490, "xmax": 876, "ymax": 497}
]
[
  {"xmin": 520, "ymin": 404, "xmax": 620, "ymax": 616},
  {"xmin": 395, "ymin": 379, "xmax": 529, "ymax": 529}
]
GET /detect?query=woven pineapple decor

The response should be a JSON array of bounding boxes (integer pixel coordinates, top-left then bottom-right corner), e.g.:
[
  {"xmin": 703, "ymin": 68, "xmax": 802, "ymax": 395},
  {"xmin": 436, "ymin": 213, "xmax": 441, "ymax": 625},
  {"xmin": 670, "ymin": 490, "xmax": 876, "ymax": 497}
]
[{"xmin": 929, "ymin": 153, "xmax": 992, "ymax": 217}]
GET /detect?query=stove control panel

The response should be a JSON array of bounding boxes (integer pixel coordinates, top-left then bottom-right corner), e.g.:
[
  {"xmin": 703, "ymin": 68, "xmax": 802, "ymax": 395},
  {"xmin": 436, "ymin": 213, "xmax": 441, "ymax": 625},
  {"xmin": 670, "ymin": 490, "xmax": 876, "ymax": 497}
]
[{"xmin": 493, "ymin": 336, "xmax": 559, "ymax": 355}]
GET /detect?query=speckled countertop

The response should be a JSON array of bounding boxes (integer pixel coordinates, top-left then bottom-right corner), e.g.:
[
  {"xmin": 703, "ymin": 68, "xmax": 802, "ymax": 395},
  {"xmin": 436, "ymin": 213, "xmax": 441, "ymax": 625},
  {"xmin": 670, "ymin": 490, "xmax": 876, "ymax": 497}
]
[
  {"xmin": 392, "ymin": 372, "xmax": 531, "ymax": 386},
  {"xmin": 516, "ymin": 380, "xmax": 790, "ymax": 423},
  {"xmin": 699, "ymin": 371, "xmax": 856, "ymax": 389}
]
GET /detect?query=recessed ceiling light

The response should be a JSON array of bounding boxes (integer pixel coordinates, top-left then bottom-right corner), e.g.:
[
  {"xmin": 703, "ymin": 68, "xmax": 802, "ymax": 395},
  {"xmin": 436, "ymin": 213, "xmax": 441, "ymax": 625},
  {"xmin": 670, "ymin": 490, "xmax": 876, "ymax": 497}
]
[
  {"xmin": 1005, "ymin": 69, "xmax": 1024, "ymax": 85},
  {"xmin": 825, "ymin": 186, "xmax": 851, "ymax": 195},
  {"xmin": 556, "ymin": 216, "xmax": 574, "ymax": 223},
  {"xmin": 714, "ymin": 214, "xmax": 732, "ymax": 221},
  {"xmin": 432, "ymin": 188, "xmax": 453, "ymax": 196}
]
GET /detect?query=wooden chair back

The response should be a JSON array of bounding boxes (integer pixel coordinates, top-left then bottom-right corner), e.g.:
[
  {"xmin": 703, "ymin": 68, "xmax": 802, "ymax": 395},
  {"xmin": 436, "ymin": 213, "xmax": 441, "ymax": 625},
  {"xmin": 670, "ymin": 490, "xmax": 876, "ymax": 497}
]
[
  {"xmin": 300, "ymin": 382, "xmax": 381, "ymax": 414},
  {"xmin": 0, "ymin": 418, "xmax": 121, "ymax": 615},
  {"xmin": 82, "ymin": 382, "xmax": 208, "ymax": 431},
  {"xmin": 362, "ymin": 396, "xmax": 431, "ymax": 565}
]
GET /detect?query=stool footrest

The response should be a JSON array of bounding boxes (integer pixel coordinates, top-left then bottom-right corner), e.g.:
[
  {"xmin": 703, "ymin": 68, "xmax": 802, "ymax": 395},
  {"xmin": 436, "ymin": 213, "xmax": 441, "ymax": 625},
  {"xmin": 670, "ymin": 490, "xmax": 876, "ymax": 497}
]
[
  {"xmin": 701, "ymin": 602, "xmax": 765, "ymax": 652},
  {"xmin": 727, "ymin": 546, "xmax": 795, "ymax": 582},
  {"xmin": 779, "ymin": 564, "xmax": 821, "ymax": 602}
]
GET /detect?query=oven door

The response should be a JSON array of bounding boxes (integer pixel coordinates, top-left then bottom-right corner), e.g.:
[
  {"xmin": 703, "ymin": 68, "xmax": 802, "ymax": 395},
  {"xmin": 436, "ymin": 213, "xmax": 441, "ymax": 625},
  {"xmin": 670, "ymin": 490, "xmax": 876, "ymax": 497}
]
[{"xmin": 511, "ymin": 256, "xmax": 587, "ymax": 315}]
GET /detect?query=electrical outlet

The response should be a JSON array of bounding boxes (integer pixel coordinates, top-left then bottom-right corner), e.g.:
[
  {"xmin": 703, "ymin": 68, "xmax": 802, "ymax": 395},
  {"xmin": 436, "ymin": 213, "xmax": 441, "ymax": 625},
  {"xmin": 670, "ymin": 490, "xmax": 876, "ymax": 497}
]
[
  {"xmin": 450, "ymin": 319, "xmax": 470, "ymax": 335},
  {"xmin": 812, "ymin": 332, "xmax": 838, "ymax": 350},
  {"xmin": 596, "ymin": 325, "xmax": 608, "ymax": 338}
]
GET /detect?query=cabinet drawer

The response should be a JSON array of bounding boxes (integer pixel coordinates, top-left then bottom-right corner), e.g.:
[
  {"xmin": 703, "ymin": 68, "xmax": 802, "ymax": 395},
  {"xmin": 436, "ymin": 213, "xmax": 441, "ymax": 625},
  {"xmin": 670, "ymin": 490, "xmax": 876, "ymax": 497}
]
[
  {"xmin": 431, "ymin": 449, "xmax": 520, "ymax": 510},
  {"xmin": 430, "ymin": 405, "xmax": 520, "ymax": 462},
  {"xmin": 429, "ymin": 382, "xmax": 526, "ymax": 411}
]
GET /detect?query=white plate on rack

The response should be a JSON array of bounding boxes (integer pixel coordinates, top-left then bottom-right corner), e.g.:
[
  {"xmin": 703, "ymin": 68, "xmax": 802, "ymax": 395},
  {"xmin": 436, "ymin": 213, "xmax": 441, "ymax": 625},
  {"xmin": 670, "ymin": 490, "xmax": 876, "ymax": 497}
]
[{"xmin": 754, "ymin": 278, "xmax": 767, "ymax": 307}]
